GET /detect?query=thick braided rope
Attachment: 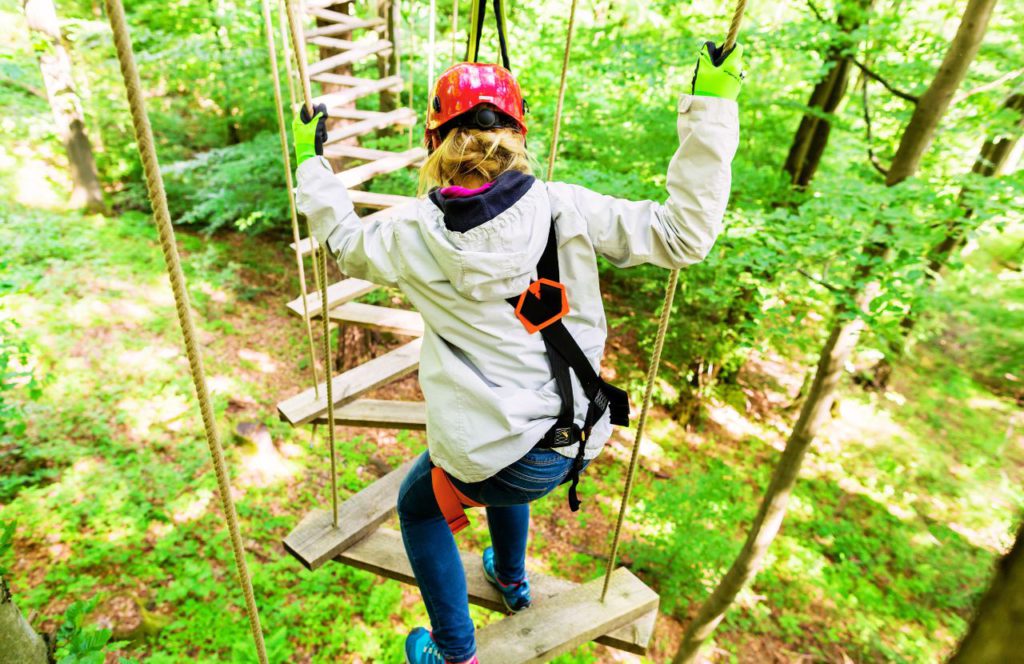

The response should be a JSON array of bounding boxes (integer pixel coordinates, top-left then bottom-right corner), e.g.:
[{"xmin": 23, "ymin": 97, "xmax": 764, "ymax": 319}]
[
  {"xmin": 101, "ymin": 1, "xmax": 268, "ymax": 660},
  {"xmin": 600, "ymin": 0, "xmax": 748, "ymax": 602},
  {"xmin": 261, "ymin": 0, "xmax": 321, "ymax": 399},
  {"xmin": 284, "ymin": 0, "xmax": 341, "ymax": 526},
  {"xmin": 545, "ymin": 0, "xmax": 580, "ymax": 181}
]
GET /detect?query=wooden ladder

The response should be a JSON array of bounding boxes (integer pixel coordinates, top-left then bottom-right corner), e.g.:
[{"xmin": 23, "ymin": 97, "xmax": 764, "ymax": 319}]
[{"xmin": 275, "ymin": 5, "xmax": 661, "ymax": 659}]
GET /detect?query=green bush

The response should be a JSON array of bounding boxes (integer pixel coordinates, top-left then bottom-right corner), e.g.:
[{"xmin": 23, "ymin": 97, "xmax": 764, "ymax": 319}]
[{"xmin": 119, "ymin": 132, "xmax": 290, "ymax": 235}]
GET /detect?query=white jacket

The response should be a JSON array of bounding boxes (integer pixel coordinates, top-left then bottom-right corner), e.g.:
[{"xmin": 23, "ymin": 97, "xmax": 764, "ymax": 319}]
[{"xmin": 296, "ymin": 94, "xmax": 739, "ymax": 483}]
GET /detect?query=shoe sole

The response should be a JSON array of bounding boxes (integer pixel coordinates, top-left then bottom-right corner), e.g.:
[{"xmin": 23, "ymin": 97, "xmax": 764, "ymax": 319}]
[{"xmin": 482, "ymin": 560, "xmax": 531, "ymax": 614}]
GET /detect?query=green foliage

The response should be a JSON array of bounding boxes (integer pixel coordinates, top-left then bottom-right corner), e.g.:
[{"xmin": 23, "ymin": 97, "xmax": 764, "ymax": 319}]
[
  {"xmin": 118, "ymin": 132, "xmax": 290, "ymax": 234},
  {"xmin": 55, "ymin": 598, "xmax": 135, "ymax": 664},
  {"xmin": 0, "ymin": 520, "xmax": 15, "ymax": 577}
]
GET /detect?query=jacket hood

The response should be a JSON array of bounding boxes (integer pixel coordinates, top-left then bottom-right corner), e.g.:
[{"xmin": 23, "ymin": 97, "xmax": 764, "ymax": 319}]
[{"xmin": 420, "ymin": 174, "xmax": 551, "ymax": 301}]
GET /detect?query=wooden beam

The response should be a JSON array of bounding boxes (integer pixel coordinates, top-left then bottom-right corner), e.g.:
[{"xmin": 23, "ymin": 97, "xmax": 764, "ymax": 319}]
[
  {"xmin": 348, "ymin": 189, "xmax": 417, "ymax": 210},
  {"xmin": 306, "ymin": 19, "xmax": 385, "ymax": 39},
  {"xmin": 285, "ymin": 277, "xmax": 377, "ymax": 319},
  {"xmin": 289, "ymin": 208, "xmax": 400, "ymax": 258},
  {"xmin": 324, "ymin": 107, "xmax": 417, "ymax": 144},
  {"xmin": 311, "ymin": 399, "xmax": 426, "ymax": 429},
  {"xmin": 312, "ymin": 76, "xmax": 404, "ymax": 111},
  {"xmin": 327, "ymin": 302, "xmax": 424, "ymax": 337},
  {"xmin": 338, "ymin": 148, "xmax": 427, "ymax": 188},
  {"xmin": 322, "ymin": 143, "xmax": 402, "ymax": 162},
  {"xmin": 475, "ymin": 568, "xmax": 659, "ymax": 663},
  {"xmin": 308, "ymin": 41, "xmax": 393, "ymax": 77},
  {"xmin": 311, "ymin": 72, "xmax": 382, "ymax": 87},
  {"xmin": 277, "ymin": 338, "xmax": 422, "ymax": 425},
  {"xmin": 337, "ymin": 528, "xmax": 658, "ymax": 655},
  {"xmin": 307, "ymin": 36, "xmax": 358, "ymax": 51},
  {"xmin": 282, "ymin": 460, "xmax": 416, "ymax": 571}
]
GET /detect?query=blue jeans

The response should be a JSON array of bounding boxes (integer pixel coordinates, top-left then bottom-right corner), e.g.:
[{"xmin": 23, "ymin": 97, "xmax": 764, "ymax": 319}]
[{"xmin": 397, "ymin": 447, "xmax": 587, "ymax": 662}]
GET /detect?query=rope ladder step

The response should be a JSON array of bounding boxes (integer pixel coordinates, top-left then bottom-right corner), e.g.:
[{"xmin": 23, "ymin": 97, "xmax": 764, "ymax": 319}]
[{"xmin": 277, "ymin": 337, "xmax": 423, "ymax": 425}]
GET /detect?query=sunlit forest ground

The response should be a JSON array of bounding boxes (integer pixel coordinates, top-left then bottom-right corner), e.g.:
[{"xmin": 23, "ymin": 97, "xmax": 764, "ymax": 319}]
[{"xmin": 2, "ymin": 171, "xmax": 1020, "ymax": 661}]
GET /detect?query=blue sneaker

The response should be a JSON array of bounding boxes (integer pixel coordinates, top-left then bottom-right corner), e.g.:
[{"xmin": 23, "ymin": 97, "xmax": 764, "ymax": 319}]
[
  {"xmin": 482, "ymin": 547, "xmax": 531, "ymax": 613},
  {"xmin": 404, "ymin": 627, "xmax": 478, "ymax": 664}
]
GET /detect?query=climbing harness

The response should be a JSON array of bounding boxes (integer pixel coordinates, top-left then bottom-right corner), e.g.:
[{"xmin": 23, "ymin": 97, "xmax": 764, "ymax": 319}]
[
  {"xmin": 101, "ymin": 0, "xmax": 268, "ymax": 660},
  {"xmin": 432, "ymin": 218, "xmax": 631, "ymax": 534},
  {"xmin": 507, "ymin": 220, "xmax": 630, "ymax": 510}
]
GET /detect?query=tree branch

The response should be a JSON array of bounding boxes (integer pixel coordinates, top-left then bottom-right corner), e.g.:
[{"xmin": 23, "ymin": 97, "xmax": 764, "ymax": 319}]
[
  {"xmin": 797, "ymin": 269, "xmax": 841, "ymax": 293},
  {"xmin": 953, "ymin": 68, "xmax": 1024, "ymax": 105},
  {"xmin": 0, "ymin": 76, "xmax": 45, "ymax": 100},
  {"xmin": 805, "ymin": 0, "xmax": 829, "ymax": 24},
  {"xmin": 852, "ymin": 58, "xmax": 920, "ymax": 104},
  {"xmin": 861, "ymin": 80, "xmax": 890, "ymax": 177}
]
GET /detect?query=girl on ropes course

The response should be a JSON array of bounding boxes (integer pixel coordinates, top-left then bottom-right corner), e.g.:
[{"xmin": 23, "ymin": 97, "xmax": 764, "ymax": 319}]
[{"xmin": 291, "ymin": 40, "xmax": 743, "ymax": 664}]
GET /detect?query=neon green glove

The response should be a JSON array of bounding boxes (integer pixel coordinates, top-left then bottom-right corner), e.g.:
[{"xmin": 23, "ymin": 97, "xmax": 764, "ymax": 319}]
[
  {"xmin": 691, "ymin": 41, "xmax": 744, "ymax": 100},
  {"xmin": 292, "ymin": 103, "xmax": 328, "ymax": 165}
]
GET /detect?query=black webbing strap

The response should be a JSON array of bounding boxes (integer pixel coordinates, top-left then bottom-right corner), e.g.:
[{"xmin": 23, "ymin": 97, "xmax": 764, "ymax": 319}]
[
  {"xmin": 466, "ymin": 0, "xmax": 511, "ymax": 70},
  {"xmin": 507, "ymin": 220, "xmax": 631, "ymax": 511}
]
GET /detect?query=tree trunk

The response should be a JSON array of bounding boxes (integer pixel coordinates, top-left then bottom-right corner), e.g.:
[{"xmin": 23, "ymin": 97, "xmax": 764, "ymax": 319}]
[
  {"xmin": 897, "ymin": 92, "xmax": 1023, "ymax": 334},
  {"xmin": 23, "ymin": 0, "xmax": 104, "ymax": 213},
  {"xmin": 784, "ymin": 0, "xmax": 875, "ymax": 187},
  {"xmin": 949, "ymin": 520, "xmax": 1024, "ymax": 663},
  {"xmin": 674, "ymin": 0, "xmax": 999, "ymax": 660},
  {"xmin": 207, "ymin": 0, "xmax": 241, "ymax": 144},
  {"xmin": 0, "ymin": 579, "xmax": 49, "ymax": 664}
]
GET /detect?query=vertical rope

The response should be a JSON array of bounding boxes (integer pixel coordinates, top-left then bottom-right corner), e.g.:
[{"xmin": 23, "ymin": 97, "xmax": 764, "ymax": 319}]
[
  {"xmin": 101, "ymin": 1, "xmax": 267, "ymax": 660},
  {"xmin": 600, "ymin": 0, "xmax": 748, "ymax": 602},
  {"xmin": 545, "ymin": 0, "xmax": 579, "ymax": 181},
  {"xmin": 279, "ymin": 0, "xmax": 324, "ymax": 326},
  {"xmin": 262, "ymin": 0, "xmax": 321, "ymax": 399},
  {"xmin": 284, "ymin": 0, "xmax": 340, "ymax": 527}
]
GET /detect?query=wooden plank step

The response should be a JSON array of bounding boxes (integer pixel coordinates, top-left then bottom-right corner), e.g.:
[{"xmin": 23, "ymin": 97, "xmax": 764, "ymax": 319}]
[
  {"xmin": 325, "ymin": 108, "xmax": 417, "ymax": 144},
  {"xmin": 311, "ymin": 399, "xmax": 426, "ymax": 428},
  {"xmin": 307, "ymin": 6, "xmax": 361, "ymax": 24},
  {"xmin": 348, "ymin": 189, "xmax": 417, "ymax": 210},
  {"xmin": 312, "ymin": 76, "xmax": 404, "ymax": 111},
  {"xmin": 476, "ymin": 568, "xmax": 659, "ymax": 662},
  {"xmin": 285, "ymin": 277, "xmax": 376, "ymax": 319},
  {"xmin": 321, "ymin": 107, "xmax": 413, "ymax": 144},
  {"xmin": 289, "ymin": 208, "xmax": 399, "ymax": 258},
  {"xmin": 337, "ymin": 528, "xmax": 658, "ymax": 655},
  {"xmin": 307, "ymin": 36, "xmax": 358, "ymax": 50},
  {"xmin": 283, "ymin": 459, "xmax": 415, "ymax": 571},
  {"xmin": 307, "ymin": 19, "xmax": 385, "ymax": 39},
  {"xmin": 328, "ymin": 302, "xmax": 424, "ymax": 336},
  {"xmin": 277, "ymin": 338, "xmax": 422, "ymax": 425},
  {"xmin": 308, "ymin": 41, "xmax": 392, "ymax": 76},
  {"xmin": 322, "ymin": 143, "xmax": 403, "ymax": 162},
  {"xmin": 338, "ymin": 148, "xmax": 427, "ymax": 188},
  {"xmin": 311, "ymin": 72, "xmax": 387, "ymax": 87}
]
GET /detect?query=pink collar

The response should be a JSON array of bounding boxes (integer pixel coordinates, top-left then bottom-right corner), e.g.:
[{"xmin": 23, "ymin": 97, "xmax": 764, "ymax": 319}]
[{"xmin": 439, "ymin": 182, "xmax": 494, "ymax": 198}]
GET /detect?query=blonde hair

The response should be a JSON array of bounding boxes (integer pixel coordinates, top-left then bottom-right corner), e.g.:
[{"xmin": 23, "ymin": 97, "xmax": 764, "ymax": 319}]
[{"xmin": 418, "ymin": 127, "xmax": 532, "ymax": 195}]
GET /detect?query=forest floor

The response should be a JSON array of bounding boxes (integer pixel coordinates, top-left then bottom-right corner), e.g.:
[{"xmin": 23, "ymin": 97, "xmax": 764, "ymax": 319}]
[{"xmin": 2, "ymin": 200, "xmax": 1022, "ymax": 663}]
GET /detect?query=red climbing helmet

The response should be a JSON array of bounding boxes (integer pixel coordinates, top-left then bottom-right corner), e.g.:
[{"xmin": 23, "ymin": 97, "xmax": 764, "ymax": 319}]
[{"xmin": 425, "ymin": 62, "xmax": 528, "ymax": 150}]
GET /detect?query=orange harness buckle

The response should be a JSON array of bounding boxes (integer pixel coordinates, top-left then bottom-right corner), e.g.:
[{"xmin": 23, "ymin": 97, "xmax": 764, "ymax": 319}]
[
  {"xmin": 431, "ymin": 466, "xmax": 485, "ymax": 534},
  {"xmin": 513, "ymin": 278, "xmax": 569, "ymax": 334}
]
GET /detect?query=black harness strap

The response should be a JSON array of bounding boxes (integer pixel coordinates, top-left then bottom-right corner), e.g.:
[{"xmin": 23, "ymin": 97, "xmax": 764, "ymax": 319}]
[
  {"xmin": 467, "ymin": 0, "xmax": 512, "ymax": 71},
  {"xmin": 507, "ymin": 220, "xmax": 630, "ymax": 511}
]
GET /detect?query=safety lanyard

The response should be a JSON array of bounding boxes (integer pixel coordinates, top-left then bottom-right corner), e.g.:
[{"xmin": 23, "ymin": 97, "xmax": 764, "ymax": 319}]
[{"xmin": 467, "ymin": 0, "xmax": 511, "ymax": 70}]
